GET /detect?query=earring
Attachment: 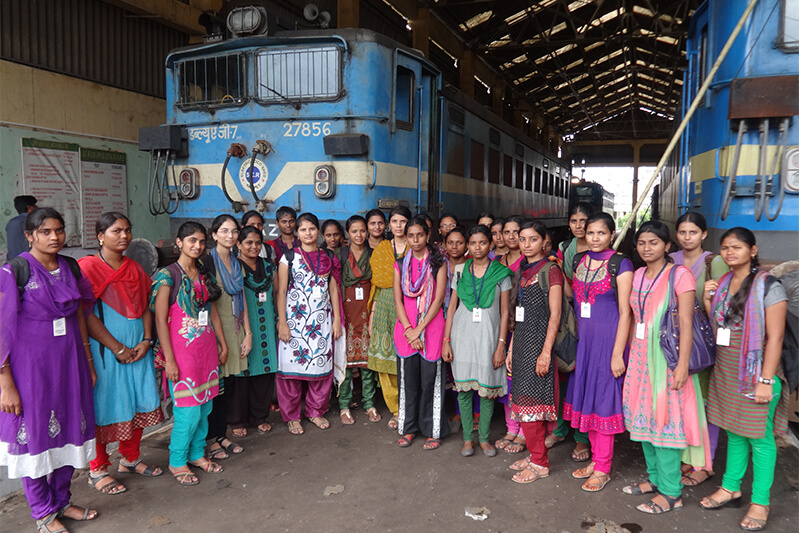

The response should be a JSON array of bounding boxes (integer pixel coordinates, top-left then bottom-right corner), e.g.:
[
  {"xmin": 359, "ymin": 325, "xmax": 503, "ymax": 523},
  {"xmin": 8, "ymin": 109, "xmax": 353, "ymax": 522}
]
[{"xmin": 99, "ymin": 240, "xmax": 104, "ymax": 246}]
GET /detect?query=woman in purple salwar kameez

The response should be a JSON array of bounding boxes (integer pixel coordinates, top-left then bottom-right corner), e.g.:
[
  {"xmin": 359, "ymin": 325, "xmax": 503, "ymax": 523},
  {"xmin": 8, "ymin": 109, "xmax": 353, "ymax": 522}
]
[{"xmin": 0, "ymin": 208, "xmax": 98, "ymax": 533}]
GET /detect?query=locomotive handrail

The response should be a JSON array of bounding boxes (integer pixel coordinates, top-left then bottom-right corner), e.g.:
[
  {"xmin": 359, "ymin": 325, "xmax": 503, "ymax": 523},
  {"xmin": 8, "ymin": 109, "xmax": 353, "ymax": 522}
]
[
  {"xmin": 614, "ymin": 0, "xmax": 760, "ymax": 250},
  {"xmin": 721, "ymin": 119, "xmax": 747, "ymax": 220},
  {"xmin": 714, "ymin": 147, "xmax": 724, "ymax": 181},
  {"xmin": 369, "ymin": 161, "xmax": 377, "ymax": 189},
  {"xmin": 765, "ymin": 117, "xmax": 790, "ymax": 221}
]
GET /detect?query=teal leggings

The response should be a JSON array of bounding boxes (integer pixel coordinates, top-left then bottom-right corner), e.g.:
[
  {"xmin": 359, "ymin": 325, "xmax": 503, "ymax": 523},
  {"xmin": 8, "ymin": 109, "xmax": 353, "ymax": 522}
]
[
  {"xmin": 458, "ymin": 392, "xmax": 495, "ymax": 442},
  {"xmin": 721, "ymin": 381, "xmax": 781, "ymax": 506},
  {"xmin": 169, "ymin": 394, "xmax": 213, "ymax": 468},
  {"xmin": 641, "ymin": 442, "xmax": 683, "ymax": 498}
]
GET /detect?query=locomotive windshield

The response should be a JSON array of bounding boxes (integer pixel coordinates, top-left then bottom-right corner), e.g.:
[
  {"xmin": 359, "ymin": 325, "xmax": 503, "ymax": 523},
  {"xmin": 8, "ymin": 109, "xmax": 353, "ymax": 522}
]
[
  {"xmin": 176, "ymin": 52, "xmax": 246, "ymax": 108},
  {"xmin": 256, "ymin": 45, "xmax": 341, "ymax": 103}
]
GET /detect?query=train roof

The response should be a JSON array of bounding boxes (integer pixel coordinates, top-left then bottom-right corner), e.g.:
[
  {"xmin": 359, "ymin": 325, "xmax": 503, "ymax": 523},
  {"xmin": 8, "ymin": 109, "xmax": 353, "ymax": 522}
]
[{"xmin": 165, "ymin": 28, "xmax": 427, "ymax": 68}]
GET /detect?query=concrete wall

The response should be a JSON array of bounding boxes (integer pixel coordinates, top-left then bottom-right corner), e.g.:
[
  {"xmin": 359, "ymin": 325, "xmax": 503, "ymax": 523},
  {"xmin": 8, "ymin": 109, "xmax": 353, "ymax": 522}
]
[
  {"xmin": 0, "ymin": 60, "xmax": 172, "ymax": 497},
  {"xmin": 0, "ymin": 60, "xmax": 172, "ymax": 259}
]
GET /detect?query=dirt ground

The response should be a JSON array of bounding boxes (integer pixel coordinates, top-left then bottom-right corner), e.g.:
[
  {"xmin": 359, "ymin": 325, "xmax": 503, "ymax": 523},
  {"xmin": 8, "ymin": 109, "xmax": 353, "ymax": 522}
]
[{"xmin": 2, "ymin": 398, "xmax": 798, "ymax": 533}]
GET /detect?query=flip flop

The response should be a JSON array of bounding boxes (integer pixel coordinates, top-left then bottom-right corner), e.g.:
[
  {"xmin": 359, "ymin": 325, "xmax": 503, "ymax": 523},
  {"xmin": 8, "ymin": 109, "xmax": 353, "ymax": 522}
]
[
  {"xmin": 571, "ymin": 444, "xmax": 591, "ymax": 462},
  {"xmin": 257, "ymin": 422, "xmax": 272, "ymax": 434},
  {"xmin": 495, "ymin": 436, "xmax": 515, "ymax": 449},
  {"xmin": 340, "ymin": 409, "xmax": 355, "ymax": 425},
  {"xmin": 171, "ymin": 469, "xmax": 199, "ymax": 486},
  {"xmin": 231, "ymin": 428, "xmax": 247, "ymax": 438},
  {"xmin": 544, "ymin": 433, "xmax": 565, "ymax": 449},
  {"xmin": 504, "ymin": 437, "xmax": 526, "ymax": 454},
  {"xmin": 189, "ymin": 459, "xmax": 223, "ymax": 473},
  {"xmin": 366, "ymin": 407, "xmax": 382, "ymax": 423}
]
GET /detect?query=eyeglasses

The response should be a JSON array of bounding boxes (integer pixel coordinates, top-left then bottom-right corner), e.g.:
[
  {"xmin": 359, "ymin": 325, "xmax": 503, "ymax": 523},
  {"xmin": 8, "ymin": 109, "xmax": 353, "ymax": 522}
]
[
  {"xmin": 440, "ymin": 224, "xmax": 457, "ymax": 231},
  {"xmin": 218, "ymin": 228, "xmax": 239, "ymax": 236}
]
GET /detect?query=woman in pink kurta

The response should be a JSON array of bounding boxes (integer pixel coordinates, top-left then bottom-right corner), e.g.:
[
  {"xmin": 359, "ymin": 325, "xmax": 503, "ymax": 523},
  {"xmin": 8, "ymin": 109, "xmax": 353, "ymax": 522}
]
[{"xmin": 393, "ymin": 216, "xmax": 449, "ymax": 450}]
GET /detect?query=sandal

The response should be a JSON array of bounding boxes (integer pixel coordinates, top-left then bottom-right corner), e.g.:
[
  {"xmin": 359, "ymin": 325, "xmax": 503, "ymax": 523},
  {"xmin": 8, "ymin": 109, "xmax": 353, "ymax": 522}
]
[
  {"xmin": 170, "ymin": 468, "xmax": 199, "ymax": 486},
  {"xmin": 231, "ymin": 428, "xmax": 247, "ymax": 438},
  {"xmin": 682, "ymin": 468, "xmax": 715, "ymax": 486},
  {"xmin": 637, "ymin": 493, "xmax": 683, "ymax": 514},
  {"xmin": 397, "ymin": 434, "xmax": 415, "ymax": 448},
  {"xmin": 287, "ymin": 420, "xmax": 304, "ymax": 435},
  {"xmin": 495, "ymin": 434, "xmax": 516, "ymax": 450},
  {"xmin": 387, "ymin": 415, "xmax": 399, "ymax": 430},
  {"xmin": 118, "ymin": 458, "xmax": 162, "ymax": 477},
  {"xmin": 571, "ymin": 443, "xmax": 591, "ymax": 462},
  {"xmin": 544, "ymin": 433, "xmax": 565, "ymax": 449},
  {"xmin": 57, "ymin": 504, "xmax": 97, "ymax": 521},
  {"xmin": 366, "ymin": 407, "xmax": 382, "ymax": 423},
  {"xmin": 623, "ymin": 480, "xmax": 658, "ymax": 495},
  {"xmin": 340, "ymin": 409, "xmax": 355, "ymax": 425},
  {"xmin": 189, "ymin": 458, "xmax": 223, "ymax": 473},
  {"xmin": 512, "ymin": 463, "xmax": 550, "ymax": 484},
  {"xmin": 700, "ymin": 487, "xmax": 743, "ymax": 510},
  {"xmin": 35, "ymin": 513, "xmax": 67, "ymax": 533},
  {"xmin": 215, "ymin": 437, "xmax": 244, "ymax": 454},
  {"xmin": 257, "ymin": 422, "xmax": 272, "ymax": 434},
  {"xmin": 422, "ymin": 438, "xmax": 441, "ymax": 451},
  {"xmin": 509, "ymin": 457, "xmax": 531, "ymax": 471},
  {"xmin": 87, "ymin": 472, "xmax": 127, "ymax": 495},
  {"xmin": 740, "ymin": 503, "xmax": 770, "ymax": 531},
  {"xmin": 582, "ymin": 471, "xmax": 611, "ymax": 492},
  {"xmin": 572, "ymin": 462, "xmax": 595, "ymax": 479},
  {"xmin": 504, "ymin": 436, "xmax": 526, "ymax": 454},
  {"xmin": 308, "ymin": 416, "xmax": 330, "ymax": 430},
  {"xmin": 208, "ymin": 445, "xmax": 229, "ymax": 460}
]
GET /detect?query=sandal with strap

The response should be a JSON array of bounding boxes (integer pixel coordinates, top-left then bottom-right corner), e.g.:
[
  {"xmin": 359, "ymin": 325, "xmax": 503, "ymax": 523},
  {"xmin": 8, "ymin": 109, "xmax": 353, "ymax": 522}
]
[
  {"xmin": 57, "ymin": 504, "xmax": 97, "ymax": 521},
  {"xmin": 512, "ymin": 463, "xmax": 550, "ymax": 484},
  {"xmin": 572, "ymin": 463, "xmax": 595, "ymax": 479},
  {"xmin": 509, "ymin": 457, "xmax": 531, "ymax": 471},
  {"xmin": 257, "ymin": 422, "xmax": 272, "ymax": 434},
  {"xmin": 740, "ymin": 503, "xmax": 770, "ymax": 531},
  {"xmin": 171, "ymin": 468, "xmax": 199, "ymax": 486},
  {"xmin": 35, "ymin": 513, "xmax": 67, "ymax": 533},
  {"xmin": 366, "ymin": 407, "xmax": 382, "ymax": 423},
  {"xmin": 340, "ymin": 409, "xmax": 355, "ymax": 425},
  {"xmin": 287, "ymin": 420, "xmax": 304, "ymax": 435},
  {"xmin": 118, "ymin": 458, "xmax": 162, "ymax": 477},
  {"xmin": 87, "ymin": 472, "xmax": 127, "ymax": 495},
  {"xmin": 189, "ymin": 458, "xmax": 223, "ymax": 473},
  {"xmin": 308, "ymin": 416, "xmax": 331, "ymax": 430},
  {"xmin": 215, "ymin": 437, "xmax": 244, "ymax": 454},
  {"xmin": 208, "ymin": 445, "xmax": 229, "ymax": 460},
  {"xmin": 387, "ymin": 415, "xmax": 399, "ymax": 430},
  {"xmin": 422, "ymin": 438, "xmax": 441, "ymax": 451},
  {"xmin": 623, "ymin": 480, "xmax": 658, "ymax": 495},
  {"xmin": 504, "ymin": 436, "xmax": 526, "ymax": 454},
  {"xmin": 581, "ymin": 472, "xmax": 611, "ymax": 492},
  {"xmin": 682, "ymin": 469, "xmax": 715, "ymax": 486},
  {"xmin": 700, "ymin": 487, "xmax": 743, "ymax": 510},
  {"xmin": 637, "ymin": 493, "xmax": 684, "ymax": 514},
  {"xmin": 397, "ymin": 434, "xmax": 415, "ymax": 448}
]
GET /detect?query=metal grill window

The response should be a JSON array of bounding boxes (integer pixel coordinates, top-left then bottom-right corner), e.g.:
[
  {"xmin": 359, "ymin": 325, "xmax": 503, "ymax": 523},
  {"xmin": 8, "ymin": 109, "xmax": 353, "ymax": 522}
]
[
  {"xmin": 256, "ymin": 46, "xmax": 341, "ymax": 102},
  {"xmin": 177, "ymin": 53, "xmax": 246, "ymax": 107}
]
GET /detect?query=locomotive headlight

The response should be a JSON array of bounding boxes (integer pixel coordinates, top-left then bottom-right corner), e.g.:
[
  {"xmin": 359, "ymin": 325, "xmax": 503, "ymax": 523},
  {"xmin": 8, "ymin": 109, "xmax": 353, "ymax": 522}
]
[
  {"xmin": 314, "ymin": 165, "xmax": 336, "ymax": 198},
  {"xmin": 783, "ymin": 146, "xmax": 799, "ymax": 194}
]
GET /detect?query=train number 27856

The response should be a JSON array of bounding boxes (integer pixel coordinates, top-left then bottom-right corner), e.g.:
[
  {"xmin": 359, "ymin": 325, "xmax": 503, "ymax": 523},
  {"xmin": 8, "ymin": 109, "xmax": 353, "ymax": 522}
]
[{"xmin": 282, "ymin": 122, "xmax": 332, "ymax": 137}]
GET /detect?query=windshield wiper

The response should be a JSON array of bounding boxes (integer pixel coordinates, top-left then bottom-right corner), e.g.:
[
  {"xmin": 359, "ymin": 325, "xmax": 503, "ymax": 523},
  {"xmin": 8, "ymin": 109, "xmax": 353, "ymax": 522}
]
[{"xmin": 260, "ymin": 83, "xmax": 301, "ymax": 110}]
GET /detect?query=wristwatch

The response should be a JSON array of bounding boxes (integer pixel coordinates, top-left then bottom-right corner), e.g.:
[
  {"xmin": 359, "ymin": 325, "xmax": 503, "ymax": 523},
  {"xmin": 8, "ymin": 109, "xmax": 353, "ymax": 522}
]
[{"xmin": 758, "ymin": 376, "xmax": 775, "ymax": 385}]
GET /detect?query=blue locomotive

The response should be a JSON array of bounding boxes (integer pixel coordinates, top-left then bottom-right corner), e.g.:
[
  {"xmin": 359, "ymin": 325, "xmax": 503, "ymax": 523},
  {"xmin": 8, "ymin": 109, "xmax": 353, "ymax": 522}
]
[
  {"xmin": 140, "ymin": 6, "xmax": 570, "ymax": 238},
  {"xmin": 658, "ymin": 0, "xmax": 799, "ymax": 261}
]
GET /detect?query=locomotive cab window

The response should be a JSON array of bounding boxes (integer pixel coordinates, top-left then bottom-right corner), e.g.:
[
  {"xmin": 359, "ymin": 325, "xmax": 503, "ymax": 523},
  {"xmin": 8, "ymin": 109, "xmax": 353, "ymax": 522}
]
[
  {"xmin": 395, "ymin": 66, "xmax": 415, "ymax": 130},
  {"xmin": 256, "ymin": 45, "xmax": 341, "ymax": 103},
  {"xmin": 177, "ymin": 53, "xmax": 246, "ymax": 107},
  {"xmin": 779, "ymin": 0, "xmax": 799, "ymax": 52}
]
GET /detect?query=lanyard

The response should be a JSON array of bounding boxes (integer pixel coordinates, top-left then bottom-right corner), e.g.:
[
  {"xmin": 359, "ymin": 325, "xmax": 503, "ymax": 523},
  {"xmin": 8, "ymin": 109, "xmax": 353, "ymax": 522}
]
[
  {"xmin": 392, "ymin": 240, "xmax": 406, "ymax": 259},
  {"xmin": 176, "ymin": 261, "xmax": 207, "ymax": 306},
  {"xmin": 518, "ymin": 259, "xmax": 546, "ymax": 305},
  {"xmin": 470, "ymin": 261, "xmax": 487, "ymax": 308},
  {"xmin": 582, "ymin": 256, "xmax": 607, "ymax": 301},
  {"xmin": 637, "ymin": 262, "xmax": 669, "ymax": 323}
]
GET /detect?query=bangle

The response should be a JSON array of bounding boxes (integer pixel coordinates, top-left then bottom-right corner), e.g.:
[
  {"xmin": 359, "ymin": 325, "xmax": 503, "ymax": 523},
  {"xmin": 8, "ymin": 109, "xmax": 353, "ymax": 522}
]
[
  {"xmin": 444, "ymin": 337, "xmax": 451, "ymax": 342},
  {"xmin": 83, "ymin": 342, "xmax": 91, "ymax": 346},
  {"xmin": 404, "ymin": 325, "xmax": 413, "ymax": 330},
  {"xmin": 1, "ymin": 363, "xmax": 9, "ymax": 369},
  {"xmin": 498, "ymin": 338, "xmax": 506, "ymax": 344},
  {"xmin": 245, "ymin": 332, "xmax": 252, "ymax": 337},
  {"xmin": 87, "ymin": 357, "xmax": 93, "ymax": 362},
  {"xmin": 115, "ymin": 345, "xmax": 125, "ymax": 356}
]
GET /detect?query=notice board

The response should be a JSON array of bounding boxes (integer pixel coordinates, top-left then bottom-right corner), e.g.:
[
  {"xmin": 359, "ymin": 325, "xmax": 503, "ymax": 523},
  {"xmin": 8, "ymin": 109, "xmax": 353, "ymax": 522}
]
[{"xmin": 20, "ymin": 138, "xmax": 128, "ymax": 248}]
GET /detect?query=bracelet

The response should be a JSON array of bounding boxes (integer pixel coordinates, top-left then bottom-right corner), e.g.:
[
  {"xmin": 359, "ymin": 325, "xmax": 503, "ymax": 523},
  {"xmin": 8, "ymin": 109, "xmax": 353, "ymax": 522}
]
[
  {"xmin": 245, "ymin": 332, "xmax": 252, "ymax": 337},
  {"xmin": 498, "ymin": 338, "xmax": 506, "ymax": 344},
  {"xmin": 115, "ymin": 345, "xmax": 125, "ymax": 356},
  {"xmin": 0, "ymin": 363, "xmax": 9, "ymax": 369},
  {"xmin": 143, "ymin": 338, "xmax": 153, "ymax": 345},
  {"xmin": 444, "ymin": 337, "xmax": 451, "ymax": 342},
  {"xmin": 87, "ymin": 357, "xmax": 93, "ymax": 362},
  {"xmin": 404, "ymin": 325, "xmax": 413, "ymax": 330},
  {"xmin": 83, "ymin": 342, "xmax": 91, "ymax": 346},
  {"xmin": 758, "ymin": 376, "xmax": 775, "ymax": 385}
]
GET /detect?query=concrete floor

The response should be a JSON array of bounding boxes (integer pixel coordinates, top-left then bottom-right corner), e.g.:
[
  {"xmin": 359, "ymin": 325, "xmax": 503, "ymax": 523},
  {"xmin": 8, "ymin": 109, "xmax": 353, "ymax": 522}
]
[{"xmin": 1, "ymin": 400, "xmax": 798, "ymax": 533}]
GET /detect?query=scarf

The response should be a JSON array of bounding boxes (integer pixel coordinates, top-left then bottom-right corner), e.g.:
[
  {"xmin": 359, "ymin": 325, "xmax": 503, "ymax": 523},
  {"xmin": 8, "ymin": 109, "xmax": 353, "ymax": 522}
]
[
  {"xmin": 78, "ymin": 255, "xmax": 149, "ymax": 318},
  {"xmin": 341, "ymin": 247, "xmax": 372, "ymax": 288},
  {"xmin": 457, "ymin": 259, "xmax": 512, "ymax": 311},
  {"xmin": 497, "ymin": 251, "xmax": 525, "ymax": 273},
  {"xmin": 370, "ymin": 239, "xmax": 404, "ymax": 289},
  {"xmin": 711, "ymin": 271, "xmax": 768, "ymax": 394},
  {"xmin": 241, "ymin": 257, "xmax": 273, "ymax": 292},
  {"xmin": 211, "ymin": 247, "xmax": 245, "ymax": 331},
  {"xmin": 401, "ymin": 250, "xmax": 434, "ymax": 345}
]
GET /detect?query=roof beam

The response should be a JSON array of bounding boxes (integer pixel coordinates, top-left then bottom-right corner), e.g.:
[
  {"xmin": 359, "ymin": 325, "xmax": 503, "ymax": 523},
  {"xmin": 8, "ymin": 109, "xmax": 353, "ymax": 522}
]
[{"xmin": 98, "ymin": 0, "xmax": 210, "ymax": 34}]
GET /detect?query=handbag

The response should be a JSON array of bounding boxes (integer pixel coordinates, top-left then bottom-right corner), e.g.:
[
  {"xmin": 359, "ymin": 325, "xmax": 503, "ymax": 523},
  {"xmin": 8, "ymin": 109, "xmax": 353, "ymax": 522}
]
[{"xmin": 659, "ymin": 267, "xmax": 716, "ymax": 374}]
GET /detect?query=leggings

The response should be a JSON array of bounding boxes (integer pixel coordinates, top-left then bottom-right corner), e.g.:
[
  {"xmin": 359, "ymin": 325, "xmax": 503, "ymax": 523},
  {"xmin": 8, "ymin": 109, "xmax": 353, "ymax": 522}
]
[
  {"xmin": 458, "ymin": 392, "xmax": 494, "ymax": 442},
  {"xmin": 90, "ymin": 428, "xmax": 144, "ymax": 471}
]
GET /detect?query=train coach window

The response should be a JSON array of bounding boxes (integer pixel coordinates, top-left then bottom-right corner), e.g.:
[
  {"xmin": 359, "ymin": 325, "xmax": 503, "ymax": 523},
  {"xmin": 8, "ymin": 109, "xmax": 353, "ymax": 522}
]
[
  {"xmin": 256, "ymin": 45, "xmax": 341, "ymax": 103},
  {"xmin": 534, "ymin": 168, "xmax": 542, "ymax": 192},
  {"xmin": 488, "ymin": 149, "xmax": 501, "ymax": 184},
  {"xmin": 503, "ymin": 154, "xmax": 513, "ymax": 187},
  {"xmin": 395, "ymin": 66, "xmax": 415, "ymax": 130},
  {"xmin": 779, "ymin": 0, "xmax": 799, "ymax": 52},
  {"xmin": 177, "ymin": 53, "xmax": 246, "ymax": 107},
  {"xmin": 470, "ymin": 140, "xmax": 485, "ymax": 181},
  {"xmin": 515, "ymin": 160, "xmax": 525, "ymax": 190},
  {"xmin": 447, "ymin": 132, "xmax": 465, "ymax": 177},
  {"xmin": 525, "ymin": 164, "xmax": 533, "ymax": 191}
]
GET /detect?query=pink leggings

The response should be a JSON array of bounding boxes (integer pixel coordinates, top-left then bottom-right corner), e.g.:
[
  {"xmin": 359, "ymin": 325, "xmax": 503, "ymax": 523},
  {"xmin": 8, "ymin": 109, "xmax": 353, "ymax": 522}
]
[
  {"xmin": 504, "ymin": 403, "xmax": 522, "ymax": 436},
  {"xmin": 588, "ymin": 430, "xmax": 615, "ymax": 474}
]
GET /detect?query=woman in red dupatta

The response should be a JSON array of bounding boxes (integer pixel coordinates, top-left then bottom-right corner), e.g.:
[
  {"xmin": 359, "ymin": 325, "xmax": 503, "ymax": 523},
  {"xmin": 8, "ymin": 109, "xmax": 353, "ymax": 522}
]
[{"xmin": 79, "ymin": 213, "xmax": 164, "ymax": 495}]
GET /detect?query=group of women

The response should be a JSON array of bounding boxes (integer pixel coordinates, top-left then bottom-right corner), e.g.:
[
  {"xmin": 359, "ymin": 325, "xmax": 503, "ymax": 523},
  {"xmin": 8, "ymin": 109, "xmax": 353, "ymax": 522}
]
[{"xmin": 0, "ymin": 203, "xmax": 789, "ymax": 533}]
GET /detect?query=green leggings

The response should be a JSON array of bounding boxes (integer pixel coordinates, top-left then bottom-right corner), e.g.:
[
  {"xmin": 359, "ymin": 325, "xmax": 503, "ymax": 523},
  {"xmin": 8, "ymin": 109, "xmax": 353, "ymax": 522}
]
[
  {"xmin": 721, "ymin": 380, "xmax": 781, "ymax": 506},
  {"xmin": 338, "ymin": 368, "xmax": 378, "ymax": 411},
  {"xmin": 458, "ymin": 392, "xmax": 495, "ymax": 442},
  {"xmin": 641, "ymin": 442, "xmax": 683, "ymax": 498},
  {"xmin": 554, "ymin": 386, "xmax": 590, "ymax": 444}
]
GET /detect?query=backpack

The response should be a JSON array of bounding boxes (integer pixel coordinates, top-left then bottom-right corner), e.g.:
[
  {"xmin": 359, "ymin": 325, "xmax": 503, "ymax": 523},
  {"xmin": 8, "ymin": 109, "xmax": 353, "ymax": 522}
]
[
  {"xmin": 8, "ymin": 255, "xmax": 82, "ymax": 301},
  {"xmin": 538, "ymin": 262, "xmax": 579, "ymax": 373},
  {"xmin": 704, "ymin": 253, "xmax": 718, "ymax": 282},
  {"xmin": 572, "ymin": 250, "xmax": 628, "ymax": 307}
]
